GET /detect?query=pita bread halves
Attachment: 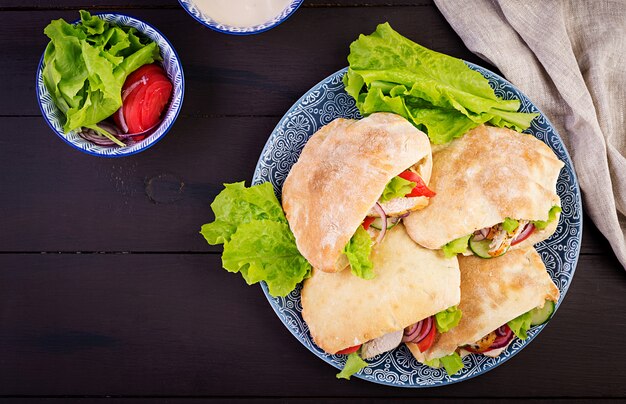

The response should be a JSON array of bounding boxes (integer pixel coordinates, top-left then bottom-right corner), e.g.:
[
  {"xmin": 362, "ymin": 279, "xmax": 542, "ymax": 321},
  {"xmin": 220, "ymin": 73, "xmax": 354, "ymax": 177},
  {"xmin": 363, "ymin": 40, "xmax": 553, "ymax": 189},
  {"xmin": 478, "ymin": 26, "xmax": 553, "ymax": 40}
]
[{"xmin": 282, "ymin": 112, "xmax": 432, "ymax": 273}]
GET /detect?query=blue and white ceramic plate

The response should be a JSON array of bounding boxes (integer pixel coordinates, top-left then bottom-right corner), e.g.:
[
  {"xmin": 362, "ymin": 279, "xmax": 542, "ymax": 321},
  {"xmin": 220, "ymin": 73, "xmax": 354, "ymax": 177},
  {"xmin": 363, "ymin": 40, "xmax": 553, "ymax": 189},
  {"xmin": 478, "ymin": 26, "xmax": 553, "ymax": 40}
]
[
  {"xmin": 178, "ymin": 0, "xmax": 303, "ymax": 35},
  {"xmin": 36, "ymin": 13, "xmax": 184, "ymax": 157},
  {"xmin": 252, "ymin": 65, "xmax": 582, "ymax": 387}
]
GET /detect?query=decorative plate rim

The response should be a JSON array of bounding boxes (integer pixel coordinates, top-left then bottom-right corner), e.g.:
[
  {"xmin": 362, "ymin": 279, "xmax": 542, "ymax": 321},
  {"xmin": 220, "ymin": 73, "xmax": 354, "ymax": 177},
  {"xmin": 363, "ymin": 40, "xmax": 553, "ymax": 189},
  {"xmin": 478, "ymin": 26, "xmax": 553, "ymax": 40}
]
[
  {"xmin": 252, "ymin": 65, "xmax": 582, "ymax": 387},
  {"xmin": 177, "ymin": 0, "xmax": 304, "ymax": 35},
  {"xmin": 35, "ymin": 12, "xmax": 185, "ymax": 158}
]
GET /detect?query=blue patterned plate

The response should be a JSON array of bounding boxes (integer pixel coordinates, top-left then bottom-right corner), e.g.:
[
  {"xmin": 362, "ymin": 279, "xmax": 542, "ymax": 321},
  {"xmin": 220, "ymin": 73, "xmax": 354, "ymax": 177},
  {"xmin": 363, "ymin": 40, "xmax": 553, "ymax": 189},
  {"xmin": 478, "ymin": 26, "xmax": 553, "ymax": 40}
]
[{"xmin": 252, "ymin": 65, "xmax": 582, "ymax": 387}]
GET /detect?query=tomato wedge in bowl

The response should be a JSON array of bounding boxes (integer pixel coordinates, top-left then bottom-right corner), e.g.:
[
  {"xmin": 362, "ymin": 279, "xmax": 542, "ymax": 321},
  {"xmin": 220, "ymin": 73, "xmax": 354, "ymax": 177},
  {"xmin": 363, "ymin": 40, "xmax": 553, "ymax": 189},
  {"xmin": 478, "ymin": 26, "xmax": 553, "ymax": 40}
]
[{"xmin": 115, "ymin": 63, "xmax": 173, "ymax": 140}]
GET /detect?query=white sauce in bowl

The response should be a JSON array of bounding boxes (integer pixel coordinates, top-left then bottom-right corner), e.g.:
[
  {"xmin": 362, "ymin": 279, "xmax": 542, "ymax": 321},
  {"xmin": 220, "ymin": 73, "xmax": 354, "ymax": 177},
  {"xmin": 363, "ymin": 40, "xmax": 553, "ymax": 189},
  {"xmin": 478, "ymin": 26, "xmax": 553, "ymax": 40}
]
[{"xmin": 193, "ymin": 0, "xmax": 293, "ymax": 28}]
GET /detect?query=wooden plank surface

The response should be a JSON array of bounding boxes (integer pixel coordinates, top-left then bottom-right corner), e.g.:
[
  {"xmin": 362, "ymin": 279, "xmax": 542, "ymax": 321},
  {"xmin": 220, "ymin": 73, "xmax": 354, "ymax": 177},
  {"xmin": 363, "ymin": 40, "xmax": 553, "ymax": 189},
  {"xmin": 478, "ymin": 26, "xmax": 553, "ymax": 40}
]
[
  {"xmin": 1, "ymin": 0, "xmax": 624, "ymax": 400},
  {"xmin": 0, "ymin": 253, "xmax": 625, "ymax": 398},
  {"xmin": 0, "ymin": 116, "xmax": 607, "ymax": 254},
  {"xmin": 1, "ymin": 6, "xmax": 486, "ymax": 117}
]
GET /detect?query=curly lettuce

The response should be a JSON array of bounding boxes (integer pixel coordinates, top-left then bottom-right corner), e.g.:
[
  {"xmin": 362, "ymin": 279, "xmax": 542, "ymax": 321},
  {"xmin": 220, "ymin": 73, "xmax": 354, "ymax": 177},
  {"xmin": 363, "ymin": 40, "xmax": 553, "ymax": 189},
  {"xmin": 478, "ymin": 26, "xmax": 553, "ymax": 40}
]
[
  {"xmin": 533, "ymin": 205, "xmax": 562, "ymax": 230},
  {"xmin": 442, "ymin": 235, "xmax": 471, "ymax": 258},
  {"xmin": 424, "ymin": 352, "xmax": 465, "ymax": 375},
  {"xmin": 435, "ymin": 306, "xmax": 463, "ymax": 333},
  {"xmin": 508, "ymin": 311, "xmax": 533, "ymax": 340},
  {"xmin": 336, "ymin": 352, "xmax": 368, "ymax": 380},
  {"xmin": 344, "ymin": 226, "xmax": 375, "ymax": 280},
  {"xmin": 344, "ymin": 22, "xmax": 538, "ymax": 144},
  {"xmin": 200, "ymin": 182, "xmax": 311, "ymax": 297},
  {"xmin": 379, "ymin": 176, "xmax": 416, "ymax": 203}
]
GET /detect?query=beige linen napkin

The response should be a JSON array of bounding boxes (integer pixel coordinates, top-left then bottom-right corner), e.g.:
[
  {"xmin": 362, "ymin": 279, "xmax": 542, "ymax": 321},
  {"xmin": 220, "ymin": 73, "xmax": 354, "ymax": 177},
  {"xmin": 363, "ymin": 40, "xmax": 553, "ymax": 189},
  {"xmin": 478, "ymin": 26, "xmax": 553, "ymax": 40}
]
[{"xmin": 435, "ymin": 0, "xmax": 626, "ymax": 269}]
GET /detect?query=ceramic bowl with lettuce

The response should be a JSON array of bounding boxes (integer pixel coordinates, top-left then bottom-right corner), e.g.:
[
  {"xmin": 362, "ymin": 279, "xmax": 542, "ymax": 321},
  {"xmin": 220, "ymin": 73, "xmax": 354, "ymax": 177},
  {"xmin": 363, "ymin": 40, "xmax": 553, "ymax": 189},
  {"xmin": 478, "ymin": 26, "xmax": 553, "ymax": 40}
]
[{"xmin": 36, "ymin": 11, "xmax": 184, "ymax": 157}]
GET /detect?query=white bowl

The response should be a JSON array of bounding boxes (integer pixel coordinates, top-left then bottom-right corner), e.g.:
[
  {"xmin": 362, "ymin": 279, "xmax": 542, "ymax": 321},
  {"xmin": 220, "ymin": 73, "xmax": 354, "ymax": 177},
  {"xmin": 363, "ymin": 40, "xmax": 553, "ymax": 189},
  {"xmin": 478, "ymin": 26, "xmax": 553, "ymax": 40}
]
[
  {"xmin": 178, "ymin": 0, "xmax": 303, "ymax": 35},
  {"xmin": 36, "ymin": 13, "xmax": 185, "ymax": 157}
]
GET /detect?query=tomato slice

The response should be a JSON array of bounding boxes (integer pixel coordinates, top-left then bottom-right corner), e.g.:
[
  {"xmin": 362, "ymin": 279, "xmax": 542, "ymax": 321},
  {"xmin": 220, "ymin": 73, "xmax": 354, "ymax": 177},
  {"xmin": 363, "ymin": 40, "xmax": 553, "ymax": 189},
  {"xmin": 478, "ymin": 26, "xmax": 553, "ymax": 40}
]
[
  {"xmin": 141, "ymin": 80, "xmax": 173, "ymax": 129},
  {"xmin": 117, "ymin": 63, "xmax": 172, "ymax": 134},
  {"xmin": 417, "ymin": 320, "xmax": 437, "ymax": 352},
  {"xmin": 398, "ymin": 170, "xmax": 436, "ymax": 198},
  {"xmin": 123, "ymin": 64, "xmax": 168, "ymax": 92},
  {"xmin": 124, "ymin": 83, "xmax": 148, "ymax": 133},
  {"xmin": 336, "ymin": 344, "xmax": 361, "ymax": 355},
  {"xmin": 362, "ymin": 216, "xmax": 376, "ymax": 230}
]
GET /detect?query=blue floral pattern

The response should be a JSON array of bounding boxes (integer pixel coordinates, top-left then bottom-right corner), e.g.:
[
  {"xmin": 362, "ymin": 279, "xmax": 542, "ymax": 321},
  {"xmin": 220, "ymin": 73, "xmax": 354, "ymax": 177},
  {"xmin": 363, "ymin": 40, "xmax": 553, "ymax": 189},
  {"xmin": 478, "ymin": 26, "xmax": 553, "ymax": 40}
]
[
  {"xmin": 36, "ymin": 13, "xmax": 184, "ymax": 157},
  {"xmin": 253, "ymin": 65, "xmax": 582, "ymax": 387}
]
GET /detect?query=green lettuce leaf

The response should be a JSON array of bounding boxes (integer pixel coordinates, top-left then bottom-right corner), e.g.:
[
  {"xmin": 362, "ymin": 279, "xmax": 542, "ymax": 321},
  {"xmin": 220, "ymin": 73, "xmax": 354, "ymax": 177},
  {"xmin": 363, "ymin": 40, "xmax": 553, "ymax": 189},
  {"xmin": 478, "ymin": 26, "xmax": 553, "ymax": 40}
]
[
  {"xmin": 439, "ymin": 352, "xmax": 465, "ymax": 375},
  {"xmin": 532, "ymin": 205, "xmax": 562, "ymax": 230},
  {"xmin": 344, "ymin": 22, "xmax": 538, "ymax": 144},
  {"xmin": 43, "ymin": 10, "xmax": 160, "ymax": 133},
  {"xmin": 508, "ymin": 311, "xmax": 533, "ymax": 340},
  {"xmin": 502, "ymin": 217, "xmax": 519, "ymax": 233},
  {"xmin": 200, "ymin": 182, "xmax": 287, "ymax": 245},
  {"xmin": 435, "ymin": 306, "xmax": 463, "ymax": 333},
  {"xmin": 423, "ymin": 353, "xmax": 464, "ymax": 375},
  {"xmin": 442, "ymin": 234, "xmax": 471, "ymax": 258},
  {"xmin": 200, "ymin": 182, "xmax": 311, "ymax": 297},
  {"xmin": 222, "ymin": 220, "xmax": 311, "ymax": 297},
  {"xmin": 379, "ymin": 175, "xmax": 416, "ymax": 203},
  {"xmin": 336, "ymin": 352, "xmax": 368, "ymax": 380},
  {"xmin": 344, "ymin": 226, "xmax": 374, "ymax": 280}
]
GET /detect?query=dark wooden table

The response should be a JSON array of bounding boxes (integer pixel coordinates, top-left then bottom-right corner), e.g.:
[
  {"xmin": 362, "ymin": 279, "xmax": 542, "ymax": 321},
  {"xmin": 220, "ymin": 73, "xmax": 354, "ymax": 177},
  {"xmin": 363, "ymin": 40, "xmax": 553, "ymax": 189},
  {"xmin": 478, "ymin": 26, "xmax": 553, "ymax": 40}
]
[{"xmin": 2, "ymin": 1, "xmax": 625, "ymax": 402}]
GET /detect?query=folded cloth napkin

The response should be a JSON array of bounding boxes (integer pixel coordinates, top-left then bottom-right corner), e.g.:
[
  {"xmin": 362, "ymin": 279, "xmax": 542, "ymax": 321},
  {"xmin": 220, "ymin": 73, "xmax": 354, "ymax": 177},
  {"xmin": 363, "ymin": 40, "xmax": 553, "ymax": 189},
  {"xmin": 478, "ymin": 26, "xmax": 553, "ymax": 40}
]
[{"xmin": 435, "ymin": 0, "xmax": 626, "ymax": 269}]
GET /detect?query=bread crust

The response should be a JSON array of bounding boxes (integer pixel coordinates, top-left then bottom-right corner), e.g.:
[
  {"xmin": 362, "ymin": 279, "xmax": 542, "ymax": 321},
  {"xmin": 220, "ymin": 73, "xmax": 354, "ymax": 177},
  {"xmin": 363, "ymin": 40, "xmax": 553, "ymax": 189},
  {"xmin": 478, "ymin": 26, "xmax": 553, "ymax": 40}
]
[{"xmin": 282, "ymin": 113, "xmax": 432, "ymax": 273}]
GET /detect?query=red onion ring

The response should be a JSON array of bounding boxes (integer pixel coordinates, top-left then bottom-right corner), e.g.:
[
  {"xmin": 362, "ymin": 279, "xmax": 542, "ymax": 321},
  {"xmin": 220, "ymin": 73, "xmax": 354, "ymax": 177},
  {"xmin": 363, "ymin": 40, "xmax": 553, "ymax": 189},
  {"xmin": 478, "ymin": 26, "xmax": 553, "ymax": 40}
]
[
  {"xmin": 488, "ymin": 325, "xmax": 514, "ymax": 349},
  {"xmin": 511, "ymin": 223, "xmax": 535, "ymax": 246},
  {"xmin": 122, "ymin": 76, "xmax": 147, "ymax": 102},
  {"xmin": 115, "ymin": 120, "xmax": 161, "ymax": 139},
  {"xmin": 480, "ymin": 227, "xmax": 490, "ymax": 238},
  {"xmin": 402, "ymin": 321, "xmax": 423, "ymax": 342},
  {"xmin": 116, "ymin": 106, "xmax": 128, "ymax": 134},
  {"xmin": 78, "ymin": 129, "xmax": 117, "ymax": 146},
  {"xmin": 413, "ymin": 316, "xmax": 433, "ymax": 343},
  {"xmin": 372, "ymin": 203, "xmax": 387, "ymax": 244}
]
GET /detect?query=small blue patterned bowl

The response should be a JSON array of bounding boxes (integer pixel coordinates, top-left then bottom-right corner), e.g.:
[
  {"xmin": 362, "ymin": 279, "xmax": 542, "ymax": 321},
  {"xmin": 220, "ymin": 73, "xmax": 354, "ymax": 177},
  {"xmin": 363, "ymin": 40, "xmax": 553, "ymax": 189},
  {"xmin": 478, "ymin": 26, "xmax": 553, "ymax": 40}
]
[
  {"xmin": 178, "ymin": 0, "xmax": 303, "ymax": 35},
  {"xmin": 36, "ymin": 13, "xmax": 184, "ymax": 157}
]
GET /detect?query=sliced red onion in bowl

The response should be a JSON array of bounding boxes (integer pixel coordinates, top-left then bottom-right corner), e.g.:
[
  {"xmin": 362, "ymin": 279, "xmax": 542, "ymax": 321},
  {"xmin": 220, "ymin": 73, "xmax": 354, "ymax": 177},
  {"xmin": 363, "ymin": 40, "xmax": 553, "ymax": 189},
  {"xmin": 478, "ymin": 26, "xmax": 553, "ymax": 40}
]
[
  {"xmin": 79, "ymin": 127, "xmax": 118, "ymax": 146},
  {"xmin": 115, "ymin": 120, "xmax": 161, "ymax": 139},
  {"xmin": 116, "ymin": 106, "xmax": 128, "ymax": 133},
  {"xmin": 372, "ymin": 202, "xmax": 387, "ymax": 244}
]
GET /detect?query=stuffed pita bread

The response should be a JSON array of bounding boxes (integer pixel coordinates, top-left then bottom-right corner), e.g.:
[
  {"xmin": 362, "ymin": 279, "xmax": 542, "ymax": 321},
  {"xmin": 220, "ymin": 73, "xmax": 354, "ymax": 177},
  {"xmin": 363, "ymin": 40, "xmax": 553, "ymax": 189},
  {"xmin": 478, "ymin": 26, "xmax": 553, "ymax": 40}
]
[
  {"xmin": 283, "ymin": 112, "xmax": 434, "ymax": 274},
  {"xmin": 404, "ymin": 125, "xmax": 563, "ymax": 259},
  {"xmin": 407, "ymin": 247, "xmax": 559, "ymax": 374},
  {"xmin": 302, "ymin": 224, "xmax": 460, "ymax": 358}
]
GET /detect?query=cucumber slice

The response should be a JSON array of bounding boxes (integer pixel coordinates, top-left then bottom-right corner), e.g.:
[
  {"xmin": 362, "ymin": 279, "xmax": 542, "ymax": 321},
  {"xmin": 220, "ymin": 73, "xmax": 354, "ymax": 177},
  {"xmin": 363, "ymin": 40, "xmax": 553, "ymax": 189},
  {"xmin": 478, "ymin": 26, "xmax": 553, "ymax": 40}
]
[
  {"xmin": 529, "ymin": 300, "xmax": 555, "ymax": 326},
  {"xmin": 468, "ymin": 237, "xmax": 493, "ymax": 259},
  {"xmin": 468, "ymin": 236, "xmax": 509, "ymax": 259},
  {"xmin": 370, "ymin": 217, "xmax": 397, "ymax": 230}
]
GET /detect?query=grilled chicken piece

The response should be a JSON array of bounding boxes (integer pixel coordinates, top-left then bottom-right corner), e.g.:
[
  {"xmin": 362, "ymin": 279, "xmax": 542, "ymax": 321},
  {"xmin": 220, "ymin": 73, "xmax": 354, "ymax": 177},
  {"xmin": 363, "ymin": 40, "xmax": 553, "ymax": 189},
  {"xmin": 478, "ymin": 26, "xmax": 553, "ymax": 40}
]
[
  {"xmin": 370, "ymin": 196, "xmax": 429, "ymax": 217},
  {"xmin": 468, "ymin": 331, "xmax": 497, "ymax": 352},
  {"xmin": 360, "ymin": 330, "xmax": 403, "ymax": 359}
]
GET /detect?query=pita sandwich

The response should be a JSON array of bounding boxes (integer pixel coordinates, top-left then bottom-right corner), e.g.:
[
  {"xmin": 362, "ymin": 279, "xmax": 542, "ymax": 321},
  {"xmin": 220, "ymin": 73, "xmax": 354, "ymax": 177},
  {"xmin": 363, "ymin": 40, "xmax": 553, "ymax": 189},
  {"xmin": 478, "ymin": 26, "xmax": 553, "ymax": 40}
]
[
  {"xmin": 407, "ymin": 247, "xmax": 559, "ymax": 369},
  {"xmin": 404, "ymin": 125, "xmax": 564, "ymax": 258},
  {"xmin": 282, "ymin": 112, "xmax": 433, "ymax": 273},
  {"xmin": 301, "ymin": 224, "xmax": 460, "ymax": 356}
]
